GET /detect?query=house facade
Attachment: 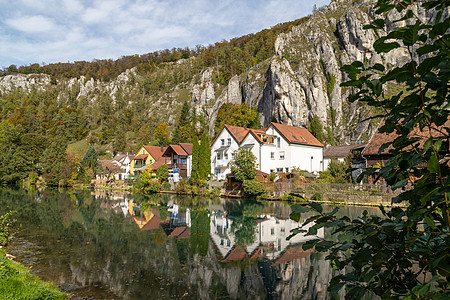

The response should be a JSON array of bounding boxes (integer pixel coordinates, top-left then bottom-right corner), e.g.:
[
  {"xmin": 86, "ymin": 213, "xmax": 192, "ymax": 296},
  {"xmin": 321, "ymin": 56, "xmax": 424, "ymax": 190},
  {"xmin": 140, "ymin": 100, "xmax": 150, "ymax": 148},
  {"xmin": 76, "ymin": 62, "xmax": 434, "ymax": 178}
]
[
  {"xmin": 211, "ymin": 123, "xmax": 324, "ymax": 180},
  {"xmin": 161, "ymin": 143, "xmax": 193, "ymax": 180},
  {"xmin": 130, "ymin": 145, "xmax": 165, "ymax": 177}
]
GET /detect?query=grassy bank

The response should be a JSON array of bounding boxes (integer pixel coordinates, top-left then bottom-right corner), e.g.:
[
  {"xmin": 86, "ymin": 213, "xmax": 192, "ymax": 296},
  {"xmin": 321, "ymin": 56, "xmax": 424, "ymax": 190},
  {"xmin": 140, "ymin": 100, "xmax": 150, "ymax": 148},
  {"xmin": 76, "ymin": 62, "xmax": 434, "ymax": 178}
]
[{"xmin": 0, "ymin": 248, "xmax": 68, "ymax": 300}]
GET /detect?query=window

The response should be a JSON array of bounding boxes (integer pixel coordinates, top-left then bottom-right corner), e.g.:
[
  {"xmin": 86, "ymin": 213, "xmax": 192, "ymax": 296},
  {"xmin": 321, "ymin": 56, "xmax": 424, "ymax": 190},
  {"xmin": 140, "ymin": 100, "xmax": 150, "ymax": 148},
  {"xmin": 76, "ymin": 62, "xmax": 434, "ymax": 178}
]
[
  {"xmin": 270, "ymin": 152, "xmax": 275, "ymax": 160},
  {"xmin": 227, "ymin": 138, "xmax": 231, "ymax": 145},
  {"xmin": 221, "ymin": 139, "xmax": 225, "ymax": 146},
  {"xmin": 277, "ymin": 137, "xmax": 281, "ymax": 148},
  {"xmin": 149, "ymin": 159, "xmax": 152, "ymax": 164},
  {"xmin": 224, "ymin": 153, "xmax": 228, "ymax": 160},
  {"xmin": 277, "ymin": 168, "xmax": 283, "ymax": 173},
  {"xmin": 142, "ymin": 150, "xmax": 145, "ymax": 154},
  {"xmin": 281, "ymin": 227, "xmax": 285, "ymax": 235},
  {"xmin": 270, "ymin": 169, "xmax": 275, "ymax": 173},
  {"xmin": 232, "ymin": 152, "xmax": 235, "ymax": 159},
  {"xmin": 271, "ymin": 227, "xmax": 275, "ymax": 235},
  {"xmin": 285, "ymin": 167, "xmax": 289, "ymax": 172},
  {"xmin": 217, "ymin": 153, "xmax": 221, "ymax": 160},
  {"xmin": 279, "ymin": 151, "xmax": 285, "ymax": 160}
]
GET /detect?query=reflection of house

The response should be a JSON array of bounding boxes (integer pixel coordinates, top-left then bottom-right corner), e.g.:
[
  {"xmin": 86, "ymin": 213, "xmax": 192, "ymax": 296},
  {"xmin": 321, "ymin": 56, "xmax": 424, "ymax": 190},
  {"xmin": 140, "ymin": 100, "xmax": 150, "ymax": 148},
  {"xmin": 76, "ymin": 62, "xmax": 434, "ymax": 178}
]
[
  {"xmin": 128, "ymin": 200, "xmax": 167, "ymax": 230},
  {"xmin": 209, "ymin": 211, "xmax": 324, "ymax": 263},
  {"xmin": 130, "ymin": 146, "xmax": 165, "ymax": 177},
  {"xmin": 211, "ymin": 123, "xmax": 324, "ymax": 180},
  {"xmin": 161, "ymin": 143, "xmax": 193, "ymax": 179}
]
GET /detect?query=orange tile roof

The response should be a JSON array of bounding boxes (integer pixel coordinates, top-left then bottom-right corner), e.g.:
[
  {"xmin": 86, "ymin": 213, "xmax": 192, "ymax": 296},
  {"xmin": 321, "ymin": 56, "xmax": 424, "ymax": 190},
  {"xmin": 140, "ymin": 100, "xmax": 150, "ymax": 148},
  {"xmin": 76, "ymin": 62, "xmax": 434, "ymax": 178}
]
[
  {"xmin": 169, "ymin": 226, "xmax": 187, "ymax": 237},
  {"xmin": 223, "ymin": 246, "xmax": 248, "ymax": 262},
  {"xmin": 272, "ymin": 244, "xmax": 314, "ymax": 266},
  {"xmin": 246, "ymin": 129, "xmax": 264, "ymax": 143},
  {"xmin": 180, "ymin": 143, "xmax": 193, "ymax": 155},
  {"xmin": 362, "ymin": 118, "xmax": 450, "ymax": 156},
  {"xmin": 224, "ymin": 124, "xmax": 249, "ymax": 143},
  {"xmin": 270, "ymin": 122, "xmax": 324, "ymax": 147},
  {"xmin": 167, "ymin": 144, "xmax": 188, "ymax": 156},
  {"xmin": 150, "ymin": 157, "xmax": 169, "ymax": 169},
  {"xmin": 142, "ymin": 145, "xmax": 166, "ymax": 161}
]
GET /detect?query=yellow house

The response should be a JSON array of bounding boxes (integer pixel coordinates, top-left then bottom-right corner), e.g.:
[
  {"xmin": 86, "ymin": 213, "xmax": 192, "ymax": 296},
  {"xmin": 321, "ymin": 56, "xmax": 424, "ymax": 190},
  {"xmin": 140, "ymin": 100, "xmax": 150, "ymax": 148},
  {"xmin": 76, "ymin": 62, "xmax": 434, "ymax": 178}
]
[{"xmin": 129, "ymin": 145, "xmax": 166, "ymax": 177}]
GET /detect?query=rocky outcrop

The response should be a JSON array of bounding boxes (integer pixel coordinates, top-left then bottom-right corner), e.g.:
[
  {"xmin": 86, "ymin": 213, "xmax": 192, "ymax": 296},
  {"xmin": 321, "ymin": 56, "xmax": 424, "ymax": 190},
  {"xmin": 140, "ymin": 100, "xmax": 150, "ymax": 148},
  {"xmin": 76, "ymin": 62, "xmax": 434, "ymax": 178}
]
[{"xmin": 0, "ymin": 0, "xmax": 435, "ymax": 144}]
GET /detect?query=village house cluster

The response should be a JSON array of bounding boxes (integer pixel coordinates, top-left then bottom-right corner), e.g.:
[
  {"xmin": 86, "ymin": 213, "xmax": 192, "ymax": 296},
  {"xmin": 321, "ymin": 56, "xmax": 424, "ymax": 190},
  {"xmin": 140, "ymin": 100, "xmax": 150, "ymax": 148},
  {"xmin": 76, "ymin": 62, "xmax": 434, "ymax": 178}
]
[{"xmin": 96, "ymin": 120, "xmax": 415, "ymax": 184}]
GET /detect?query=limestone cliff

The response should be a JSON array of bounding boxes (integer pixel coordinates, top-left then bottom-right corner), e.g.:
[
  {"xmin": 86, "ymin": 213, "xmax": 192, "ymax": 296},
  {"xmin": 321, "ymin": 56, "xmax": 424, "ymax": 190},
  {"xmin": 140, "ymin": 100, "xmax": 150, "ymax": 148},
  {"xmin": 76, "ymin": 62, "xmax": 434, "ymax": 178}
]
[{"xmin": 0, "ymin": 0, "xmax": 432, "ymax": 144}]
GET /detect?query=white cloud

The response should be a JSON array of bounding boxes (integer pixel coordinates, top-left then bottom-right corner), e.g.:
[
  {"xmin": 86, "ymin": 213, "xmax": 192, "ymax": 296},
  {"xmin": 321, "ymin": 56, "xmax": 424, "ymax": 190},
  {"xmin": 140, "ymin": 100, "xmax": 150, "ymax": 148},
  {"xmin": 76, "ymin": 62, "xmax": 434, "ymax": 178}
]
[
  {"xmin": 0, "ymin": 0, "xmax": 331, "ymax": 67},
  {"xmin": 5, "ymin": 15, "xmax": 58, "ymax": 33}
]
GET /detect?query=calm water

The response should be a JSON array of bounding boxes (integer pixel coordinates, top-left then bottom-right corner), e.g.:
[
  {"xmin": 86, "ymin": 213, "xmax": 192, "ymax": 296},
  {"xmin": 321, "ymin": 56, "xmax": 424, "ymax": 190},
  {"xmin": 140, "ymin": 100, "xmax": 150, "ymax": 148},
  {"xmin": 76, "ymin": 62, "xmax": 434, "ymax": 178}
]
[{"xmin": 1, "ymin": 188, "xmax": 381, "ymax": 299}]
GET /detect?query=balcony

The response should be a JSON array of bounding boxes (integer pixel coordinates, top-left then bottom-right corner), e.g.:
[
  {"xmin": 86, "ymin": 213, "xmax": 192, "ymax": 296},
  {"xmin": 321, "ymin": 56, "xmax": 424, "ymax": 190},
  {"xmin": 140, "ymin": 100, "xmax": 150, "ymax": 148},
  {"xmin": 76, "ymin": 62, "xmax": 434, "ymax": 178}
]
[
  {"xmin": 134, "ymin": 163, "xmax": 146, "ymax": 169},
  {"xmin": 167, "ymin": 163, "xmax": 187, "ymax": 170}
]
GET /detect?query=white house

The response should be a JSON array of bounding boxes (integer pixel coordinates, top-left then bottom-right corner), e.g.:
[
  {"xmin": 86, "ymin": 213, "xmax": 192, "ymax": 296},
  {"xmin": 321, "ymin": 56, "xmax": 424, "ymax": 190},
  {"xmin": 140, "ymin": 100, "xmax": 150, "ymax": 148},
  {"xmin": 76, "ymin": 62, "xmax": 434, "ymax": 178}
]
[{"xmin": 211, "ymin": 123, "xmax": 324, "ymax": 180}]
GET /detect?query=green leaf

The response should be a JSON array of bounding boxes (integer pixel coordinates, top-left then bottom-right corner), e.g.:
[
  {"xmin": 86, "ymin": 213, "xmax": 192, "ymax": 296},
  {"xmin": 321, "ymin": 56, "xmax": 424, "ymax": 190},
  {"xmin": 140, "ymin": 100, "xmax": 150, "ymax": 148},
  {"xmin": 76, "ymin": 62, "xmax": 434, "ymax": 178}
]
[
  {"xmin": 309, "ymin": 202, "xmax": 323, "ymax": 213},
  {"xmin": 374, "ymin": 37, "xmax": 400, "ymax": 53},
  {"xmin": 427, "ymin": 155, "xmax": 439, "ymax": 173}
]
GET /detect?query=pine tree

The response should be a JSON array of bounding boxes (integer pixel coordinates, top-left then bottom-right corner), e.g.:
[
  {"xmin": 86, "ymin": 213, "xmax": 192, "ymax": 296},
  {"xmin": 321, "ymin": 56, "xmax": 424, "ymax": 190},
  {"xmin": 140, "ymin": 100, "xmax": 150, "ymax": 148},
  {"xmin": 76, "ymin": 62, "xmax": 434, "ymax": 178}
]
[
  {"xmin": 191, "ymin": 135, "xmax": 199, "ymax": 180},
  {"xmin": 199, "ymin": 132, "xmax": 211, "ymax": 180},
  {"xmin": 82, "ymin": 143, "xmax": 98, "ymax": 175}
]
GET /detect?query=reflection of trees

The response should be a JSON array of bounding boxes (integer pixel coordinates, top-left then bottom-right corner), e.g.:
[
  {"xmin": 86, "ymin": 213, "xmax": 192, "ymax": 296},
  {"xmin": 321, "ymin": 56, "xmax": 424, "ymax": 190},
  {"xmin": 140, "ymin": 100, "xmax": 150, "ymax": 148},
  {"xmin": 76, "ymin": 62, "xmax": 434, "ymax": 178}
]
[
  {"xmin": 230, "ymin": 202, "xmax": 264, "ymax": 247},
  {"xmin": 190, "ymin": 209, "xmax": 210, "ymax": 256},
  {"xmin": 1, "ymin": 188, "xmax": 368, "ymax": 299}
]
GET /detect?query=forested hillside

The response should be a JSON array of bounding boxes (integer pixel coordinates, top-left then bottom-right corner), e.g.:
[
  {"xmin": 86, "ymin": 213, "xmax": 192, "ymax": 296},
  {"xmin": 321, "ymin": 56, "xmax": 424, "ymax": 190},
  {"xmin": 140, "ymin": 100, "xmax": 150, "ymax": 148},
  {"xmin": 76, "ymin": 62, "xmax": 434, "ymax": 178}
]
[{"xmin": 0, "ymin": 0, "xmax": 426, "ymax": 185}]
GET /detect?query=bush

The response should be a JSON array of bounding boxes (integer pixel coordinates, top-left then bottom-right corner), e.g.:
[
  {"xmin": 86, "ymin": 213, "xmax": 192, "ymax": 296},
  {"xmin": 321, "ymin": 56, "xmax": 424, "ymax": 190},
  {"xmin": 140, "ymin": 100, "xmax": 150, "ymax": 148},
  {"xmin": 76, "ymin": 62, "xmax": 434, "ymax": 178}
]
[
  {"xmin": 145, "ymin": 181, "xmax": 161, "ymax": 193},
  {"xmin": 0, "ymin": 211, "xmax": 17, "ymax": 247},
  {"xmin": 311, "ymin": 192, "xmax": 323, "ymax": 201},
  {"xmin": 242, "ymin": 180, "xmax": 265, "ymax": 196},
  {"xmin": 162, "ymin": 182, "xmax": 171, "ymax": 191}
]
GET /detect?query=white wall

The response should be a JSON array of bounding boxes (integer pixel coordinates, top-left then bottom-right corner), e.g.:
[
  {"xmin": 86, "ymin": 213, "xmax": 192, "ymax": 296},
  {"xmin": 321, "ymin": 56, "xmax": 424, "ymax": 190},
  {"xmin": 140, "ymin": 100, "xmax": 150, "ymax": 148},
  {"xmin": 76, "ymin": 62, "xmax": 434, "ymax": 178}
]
[
  {"xmin": 210, "ymin": 129, "xmax": 241, "ymax": 180},
  {"xmin": 290, "ymin": 144, "xmax": 324, "ymax": 172}
]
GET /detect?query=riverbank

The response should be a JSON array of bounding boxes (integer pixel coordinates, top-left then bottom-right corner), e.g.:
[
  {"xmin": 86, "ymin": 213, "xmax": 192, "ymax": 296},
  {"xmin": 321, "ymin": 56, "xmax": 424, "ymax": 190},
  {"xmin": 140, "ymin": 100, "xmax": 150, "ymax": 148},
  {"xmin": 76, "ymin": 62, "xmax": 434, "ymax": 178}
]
[{"xmin": 0, "ymin": 248, "xmax": 68, "ymax": 299}]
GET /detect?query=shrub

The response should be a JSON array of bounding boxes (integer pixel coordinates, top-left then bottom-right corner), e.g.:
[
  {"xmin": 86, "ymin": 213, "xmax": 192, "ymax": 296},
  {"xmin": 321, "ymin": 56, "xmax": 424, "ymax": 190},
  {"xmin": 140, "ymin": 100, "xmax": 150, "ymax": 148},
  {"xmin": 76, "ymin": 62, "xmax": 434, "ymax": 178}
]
[
  {"xmin": 145, "ymin": 181, "xmax": 161, "ymax": 193},
  {"xmin": 242, "ymin": 180, "xmax": 265, "ymax": 196},
  {"xmin": 311, "ymin": 192, "xmax": 323, "ymax": 201},
  {"xmin": 0, "ymin": 211, "xmax": 17, "ymax": 247}
]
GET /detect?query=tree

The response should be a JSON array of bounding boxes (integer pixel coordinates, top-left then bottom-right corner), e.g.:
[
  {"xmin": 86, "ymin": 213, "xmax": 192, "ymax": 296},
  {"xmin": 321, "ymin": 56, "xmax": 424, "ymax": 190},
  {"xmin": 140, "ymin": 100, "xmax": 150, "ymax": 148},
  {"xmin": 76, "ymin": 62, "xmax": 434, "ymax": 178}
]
[
  {"xmin": 156, "ymin": 164, "xmax": 169, "ymax": 183},
  {"xmin": 191, "ymin": 135, "xmax": 199, "ymax": 180},
  {"xmin": 214, "ymin": 103, "xmax": 260, "ymax": 135},
  {"xmin": 82, "ymin": 143, "xmax": 98, "ymax": 180},
  {"xmin": 307, "ymin": 115, "xmax": 324, "ymax": 143},
  {"xmin": 228, "ymin": 148, "xmax": 257, "ymax": 182},
  {"xmin": 198, "ymin": 132, "xmax": 211, "ymax": 180},
  {"xmin": 154, "ymin": 123, "xmax": 170, "ymax": 146},
  {"xmin": 173, "ymin": 101, "xmax": 191, "ymax": 144},
  {"xmin": 290, "ymin": 1, "xmax": 450, "ymax": 298}
]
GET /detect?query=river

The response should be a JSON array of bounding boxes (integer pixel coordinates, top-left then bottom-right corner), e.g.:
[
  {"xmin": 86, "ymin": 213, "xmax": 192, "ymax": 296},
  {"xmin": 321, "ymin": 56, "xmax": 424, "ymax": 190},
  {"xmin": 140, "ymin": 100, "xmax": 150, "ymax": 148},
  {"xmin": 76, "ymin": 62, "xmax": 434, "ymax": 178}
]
[{"xmin": 1, "ymin": 188, "xmax": 381, "ymax": 299}]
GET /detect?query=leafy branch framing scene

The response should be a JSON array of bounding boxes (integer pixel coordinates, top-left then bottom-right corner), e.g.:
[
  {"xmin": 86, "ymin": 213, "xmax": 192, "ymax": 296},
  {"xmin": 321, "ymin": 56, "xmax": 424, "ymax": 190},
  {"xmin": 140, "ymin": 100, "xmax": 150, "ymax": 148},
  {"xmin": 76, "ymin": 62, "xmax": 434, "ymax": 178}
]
[{"xmin": 289, "ymin": 0, "xmax": 450, "ymax": 299}]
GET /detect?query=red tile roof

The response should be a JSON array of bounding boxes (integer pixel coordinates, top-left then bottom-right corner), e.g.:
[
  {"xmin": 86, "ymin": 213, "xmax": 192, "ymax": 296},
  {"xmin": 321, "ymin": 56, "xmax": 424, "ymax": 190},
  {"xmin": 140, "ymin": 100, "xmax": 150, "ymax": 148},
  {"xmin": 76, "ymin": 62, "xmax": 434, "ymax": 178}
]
[
  {"xmin": 223, "ymin": 246, "xmax": 248, "ymax": 261},
  {"xmin": 167, "ymin": 144, "xmax": 188, "ymax": 156},
  {"xmin": 180, "ymin": 143, "xmax": 193, "ymax": 155},
  {"xmin": 149, "ymin": 157, "xmax": 169, "ymax": 169},
  {"xmin": 272, "ymin": 244, "xmax": 314, "ymax": 266},
  {"xmin": 169, "ymin": 226, "xmax": 187, "ymax": 237},
  {"xmin": 362, "ymin": 118, "xmax": 450, "ymax": 156},
  {"xmin": 178, "ymin": 227, "xmax": 191, "ymax": 239},
  {"xmin": 142, "ymin": 145, "xmax": 166, "ymax": 161},
  {"xmin": 270, "ymin": 122, "xmax": 324, "ymax": 147},
  {"xmin": 224, "ymin": 124, "xmax": 249, "ymax": 143}
]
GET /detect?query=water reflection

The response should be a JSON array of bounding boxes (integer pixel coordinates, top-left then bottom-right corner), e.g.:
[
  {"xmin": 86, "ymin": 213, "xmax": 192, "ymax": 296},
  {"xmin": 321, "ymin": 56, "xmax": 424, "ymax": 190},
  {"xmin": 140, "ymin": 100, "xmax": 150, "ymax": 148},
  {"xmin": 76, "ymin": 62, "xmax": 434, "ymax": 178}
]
[{"xmin": 0, "ymin": 188, "xmax": 380, "ymax": 299}]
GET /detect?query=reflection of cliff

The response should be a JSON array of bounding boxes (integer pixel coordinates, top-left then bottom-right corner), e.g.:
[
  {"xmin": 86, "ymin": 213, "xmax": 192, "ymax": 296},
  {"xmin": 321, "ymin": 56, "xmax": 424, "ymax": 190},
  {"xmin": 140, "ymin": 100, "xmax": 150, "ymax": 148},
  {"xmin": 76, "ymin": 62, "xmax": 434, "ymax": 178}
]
[{"xmin": 8, "ymin": 189, "xmax": 345, "ymax": 299}]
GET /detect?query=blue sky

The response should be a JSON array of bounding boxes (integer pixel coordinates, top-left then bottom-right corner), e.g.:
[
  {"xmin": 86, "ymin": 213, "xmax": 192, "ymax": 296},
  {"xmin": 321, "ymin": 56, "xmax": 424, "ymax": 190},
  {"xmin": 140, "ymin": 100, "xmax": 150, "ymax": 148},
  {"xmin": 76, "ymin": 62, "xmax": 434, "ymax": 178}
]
[{"xmin": 0, "ymin": 0, "xmax": 330, "ymax": 68}]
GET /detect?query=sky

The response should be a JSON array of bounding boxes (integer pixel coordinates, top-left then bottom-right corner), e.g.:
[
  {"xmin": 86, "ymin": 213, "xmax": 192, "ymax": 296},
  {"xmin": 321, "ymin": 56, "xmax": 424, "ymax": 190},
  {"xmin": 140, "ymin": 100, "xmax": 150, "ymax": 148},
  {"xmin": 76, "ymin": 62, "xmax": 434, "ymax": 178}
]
[{"xmin": 0, "ymin": 0, "xmax": 330, "ymax": 68}]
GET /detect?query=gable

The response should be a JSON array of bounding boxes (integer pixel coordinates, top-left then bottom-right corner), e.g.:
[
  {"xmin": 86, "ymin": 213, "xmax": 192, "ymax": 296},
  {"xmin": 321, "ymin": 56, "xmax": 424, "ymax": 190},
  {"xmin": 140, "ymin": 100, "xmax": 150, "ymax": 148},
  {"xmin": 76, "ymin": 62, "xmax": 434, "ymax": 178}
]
[{"xmin": 269, "ymin": 123, "xmax": 324, "ymax": 148}]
